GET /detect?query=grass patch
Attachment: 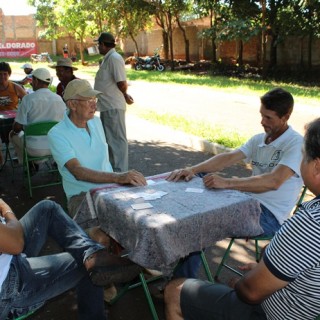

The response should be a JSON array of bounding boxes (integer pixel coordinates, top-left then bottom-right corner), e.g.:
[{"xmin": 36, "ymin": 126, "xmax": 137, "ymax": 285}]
[
  {"xmin": 6, "ymin": 55, "xmax": 320, "ymax": 103},
  {"xmin": 6, "ymin": 56, "xmax": 319, "ymax": 148},
  {"xmin": 126, "ymin": 69, "xmax": 320, "ymax": 104},
  {"xmin": 130, "ymin": 108, "xmax": 248, "ymax": 149}
]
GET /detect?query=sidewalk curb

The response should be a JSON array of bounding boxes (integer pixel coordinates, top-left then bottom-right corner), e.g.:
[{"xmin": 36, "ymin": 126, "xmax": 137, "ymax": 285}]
[
  {"xmin": 177, "ymin": 132, "xmax": 233, "ymax": 155},
  {"xmin": 127, "ymin": 114, "xmax": 233, "ymax": 155}
]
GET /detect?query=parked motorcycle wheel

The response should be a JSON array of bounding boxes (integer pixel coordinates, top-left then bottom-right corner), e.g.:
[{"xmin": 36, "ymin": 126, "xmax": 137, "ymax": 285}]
[
  {"xmin": 134, "ymin": 63, "xmax": 143, "ymax": 71},
  {"xmin": 157, "ymin": 64, "xmax": 165, "ymax": 72}
]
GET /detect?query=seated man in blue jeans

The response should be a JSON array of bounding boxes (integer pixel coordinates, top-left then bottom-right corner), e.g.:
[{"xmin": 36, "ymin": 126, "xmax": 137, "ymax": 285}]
[
  {"xmin": 0, "ymin": 199, "xmax": 141, "ymax": 320},
  {"xmin": 167, "ymin": 88, "xmax": 303, "ymax": 278},
  {"xmin": 164, "ymin": 117, "xmax": 320, "ymax": 320}
]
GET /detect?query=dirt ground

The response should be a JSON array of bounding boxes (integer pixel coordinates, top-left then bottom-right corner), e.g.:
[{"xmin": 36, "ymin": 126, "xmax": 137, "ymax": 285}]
[
  {"xmin": 0, "ymin": 118, "xmax": 260, "ymax": 320},
  {"xmin": 1, "ymin": 77, "xmax": 315, "ymax": 319}
]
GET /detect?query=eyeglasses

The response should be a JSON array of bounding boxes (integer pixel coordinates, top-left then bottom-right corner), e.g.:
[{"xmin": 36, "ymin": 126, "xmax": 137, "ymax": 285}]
[{"xmin": 69, "ymin": 98, "xmax": 97, "ymax": 105}]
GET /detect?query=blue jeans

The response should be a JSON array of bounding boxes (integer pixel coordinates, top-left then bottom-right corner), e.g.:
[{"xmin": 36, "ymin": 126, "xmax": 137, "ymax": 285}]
[
  {"xmin": 258, "ymin": 204, "xmax": 281, "ymax": 237},
  {"xmin": 0, "ymin": 200, "xmax": 107, "ymax": 320},
  {"xmin": 173, "ymin": 203, "xmax": 280, "ymax": 278}
]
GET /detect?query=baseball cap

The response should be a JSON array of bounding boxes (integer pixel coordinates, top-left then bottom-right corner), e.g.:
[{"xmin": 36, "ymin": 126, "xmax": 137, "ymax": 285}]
[
  {"xmin": 32, "ymin": 68, "xmax": 52, "ymax": 84},
  {"xmin": 94, "ymin": 32, "xmax": 115, "ymax": 44},
  {"xmin": 50, "ymin": 57, "xmax": 78, "ymax": 70},
  {"xmin": 21, "ymin": 63, "xmax": 33, "ymax": 69},
  {"xmin": 63, "ymin": 79, "xmax": 102, "ymax": 101}
]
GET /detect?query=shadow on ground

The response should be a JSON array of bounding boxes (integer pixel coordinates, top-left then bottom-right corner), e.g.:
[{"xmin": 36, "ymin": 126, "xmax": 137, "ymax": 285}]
[{"xmin": 0, "ymin": 139, "xmax": 255, "ymax": 320}]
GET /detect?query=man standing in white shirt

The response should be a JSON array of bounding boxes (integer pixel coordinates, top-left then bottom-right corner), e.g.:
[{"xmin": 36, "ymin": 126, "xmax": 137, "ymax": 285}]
[{"xmin": 94, "ymin": 32, "xmax": 134, "ymax": 173}]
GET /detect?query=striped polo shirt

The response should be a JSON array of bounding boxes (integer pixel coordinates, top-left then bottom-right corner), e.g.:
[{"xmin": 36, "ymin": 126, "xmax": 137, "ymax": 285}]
[{"xmin": 262, "ymin": 197, "xmax": 320, "ymax": 319}]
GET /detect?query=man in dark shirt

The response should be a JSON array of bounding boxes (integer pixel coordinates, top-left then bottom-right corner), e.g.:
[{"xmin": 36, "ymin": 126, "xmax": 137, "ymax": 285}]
[{"xmin": 50, "ymin": 57, "xmax": 78, "ymax": 100}]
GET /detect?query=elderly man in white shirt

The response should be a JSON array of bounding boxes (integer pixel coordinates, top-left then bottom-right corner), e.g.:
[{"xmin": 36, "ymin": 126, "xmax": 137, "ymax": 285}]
[{"xmin": 9, "ymin": 68, "xmax": 66, "ymax": 164}]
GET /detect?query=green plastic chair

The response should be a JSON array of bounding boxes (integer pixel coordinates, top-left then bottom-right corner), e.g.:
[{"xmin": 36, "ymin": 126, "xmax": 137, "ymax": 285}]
[
  {"xmin": 5, "ymin": 310, "xmax": 35, "ymax": 320},
  {"xmin": 23, "ymin": 121, "xmax": 61, "ymax": 198},
  {"xmin": 214, "ymin": 185, "xmax": 308, "ymax": 280},
  {"xmin": 14, "ymin": 311, "xmax": 35, "ymax": 320}
]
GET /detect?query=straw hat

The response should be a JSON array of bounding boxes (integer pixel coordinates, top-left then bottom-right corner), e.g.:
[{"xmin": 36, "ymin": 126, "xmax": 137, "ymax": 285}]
[{"xmin": 50, "ymin": 57, "xmax": 78, "ymax": 70}]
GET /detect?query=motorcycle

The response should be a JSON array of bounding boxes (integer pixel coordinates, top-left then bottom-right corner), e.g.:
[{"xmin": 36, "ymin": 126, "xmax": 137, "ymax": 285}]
[
  {"xmin": 134, "ymin": 48, "xmax": 165, "ymax": 72},
  {"xmin": 30, "ymin": 52, "xmax": 53, "ymax": 63}
]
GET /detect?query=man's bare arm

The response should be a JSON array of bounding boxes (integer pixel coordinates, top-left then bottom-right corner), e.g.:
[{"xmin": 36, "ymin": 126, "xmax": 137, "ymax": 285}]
[
  {"xmin": 117, "ymin": 80, "xmax": 128, "ymax": 94},
  {"xmin": 203, "ymin": 164, "xmax": 295, "ymax": 193},
  {"xmin": 166, "ymin": 150, "xmax": 245, "ymax": 182},
  {"xmin": 235, "ymin": 259, "xmax": 288, "ymax": 304},
  {"xmin": 14, "ymin": 82, "xmax": 27, "ymax": 99},
  {"xmin": 0, "ymin": 199, "xmax": 24, "ymax": 254},
  {"xmin": 65, "ymin": 158, "xmax": 146, "ymax": 186}
]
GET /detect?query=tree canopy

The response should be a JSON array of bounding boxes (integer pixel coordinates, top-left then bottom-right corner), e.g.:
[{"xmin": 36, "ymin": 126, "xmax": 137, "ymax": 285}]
[{"xmin": 27, "ymin": 0, "xmax": 320, "ymax": 70}]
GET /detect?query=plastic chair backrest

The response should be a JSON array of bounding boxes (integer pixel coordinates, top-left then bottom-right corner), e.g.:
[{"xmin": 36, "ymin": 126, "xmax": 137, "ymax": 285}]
[
  {"xmin": 23, "ymin": 121, "xmax": 60, "ymax": 198},
  {"xmin": 24, "ymin": 121, "xmax": 58, "ymax": 137}
]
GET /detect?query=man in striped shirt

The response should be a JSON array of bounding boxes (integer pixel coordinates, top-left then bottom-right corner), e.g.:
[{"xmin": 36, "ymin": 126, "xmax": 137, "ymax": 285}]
[{"xmin": 164, "ymin": 117, "xmax": 320, "ymax": 320}]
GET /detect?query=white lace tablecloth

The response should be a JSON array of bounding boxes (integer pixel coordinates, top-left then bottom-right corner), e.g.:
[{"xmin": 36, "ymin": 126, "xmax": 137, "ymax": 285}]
[{"xmin": 75, "ymin": 173, "xmax": 263, "ymax": 274}]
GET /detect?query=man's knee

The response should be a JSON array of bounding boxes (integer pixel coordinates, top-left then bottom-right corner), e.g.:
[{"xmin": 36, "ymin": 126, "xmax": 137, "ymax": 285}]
[{"xmin": 164, "ymin": 278, "xmax": 186, "ymax": 305}]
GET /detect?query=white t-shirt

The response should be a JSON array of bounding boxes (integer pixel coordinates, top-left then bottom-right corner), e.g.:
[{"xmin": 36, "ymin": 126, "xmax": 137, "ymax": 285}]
[
  {"xmin": 239, "ymin": 126, "xmax": 303, "ymax": 224},
  {"xmin": 15, "ymin": 88, "xmax": 66, "ymax": 150},
  {"xmin": 0, "ymin": 254, "xmax": 12, "ymax": 293}
]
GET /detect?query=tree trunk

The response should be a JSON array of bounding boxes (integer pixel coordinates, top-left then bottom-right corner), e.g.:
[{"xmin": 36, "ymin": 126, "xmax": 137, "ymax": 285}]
[
  {"xmin": 299, "ymin": 36, "xmax": 304, "ymax": 67},
  {"xmin": 211, "ymin": 36, "xmax": 217, "ymax": 63},
  {"xmin": 162, "ymin": 31, "xmax": 169, "ymax": 60},
  {"xmin": 129, "ymin": 32, "xmax": 139, "ymax": 57},
  {"xmin": 260, "ymin": 0, "xmax": 267, "ymax": 78},
  {"xmin": 209, "ymin": 8, "xmax": 217, "ymax": 63},
  {"xmin": 307, "ymin": 32, "xmax": 312, "ymax": 70},
  {"xmin": 168, "ymin": 11, "xmax": 175, "ymax": 71},
  {"xmin": 176, "ymin": 17, "xmax": 190, "ymax": 62},
  {"xmin": 269, "ymin": 34, "xmax": 278, "ymax": 68},
  {"xmin": 80, "ymin": 38, "xmax": 85, "ymax": 65},
  {"xmin": 237, "ymin": 40, "xmax": 243, "ymax": 66}
]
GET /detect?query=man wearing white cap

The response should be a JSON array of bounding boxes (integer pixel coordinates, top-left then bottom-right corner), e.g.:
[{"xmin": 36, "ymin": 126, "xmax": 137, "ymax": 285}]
[
  {"xmin": 48, "ymin": 79, "xmax": 146, "ymax": 217},
  {"xmin": 94, "ymin": 32, "xmax": 134, "ymax": 173},
  {"xmin": 10, "ymin": 68, "xmax": 66, "ymax": 165},
  {"xmin": 50, "ymin": 57, "xmax": 78, "ymax": 99},
  {"xmin": 17, "ymin": 63, "xmax": 33, "ymax": 86}
]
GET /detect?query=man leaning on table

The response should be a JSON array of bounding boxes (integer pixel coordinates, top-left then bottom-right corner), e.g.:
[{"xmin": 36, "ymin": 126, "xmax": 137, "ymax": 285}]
[
  {"xmin": 167, "ymin": 87, "xmax": 303, "ymax": 278},
  {"xmin": 47, "ymin": 79, "xmax": 146, "ymax": 218},
  {"xmin": 164, "ymin": 117, "xmax": 320, "ymax": 320}
]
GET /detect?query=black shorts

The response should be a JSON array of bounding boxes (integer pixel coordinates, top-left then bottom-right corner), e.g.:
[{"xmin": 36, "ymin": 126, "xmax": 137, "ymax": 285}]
[{"xmin": 180, "ymin": 279, "xmax": 267, "ymax": 320}]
